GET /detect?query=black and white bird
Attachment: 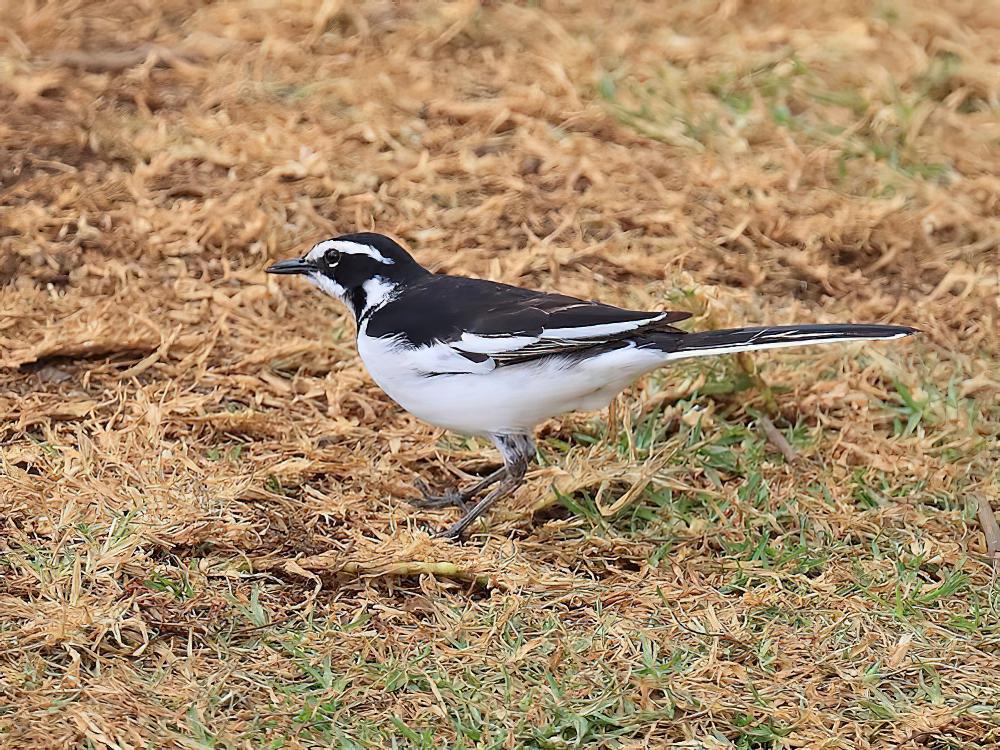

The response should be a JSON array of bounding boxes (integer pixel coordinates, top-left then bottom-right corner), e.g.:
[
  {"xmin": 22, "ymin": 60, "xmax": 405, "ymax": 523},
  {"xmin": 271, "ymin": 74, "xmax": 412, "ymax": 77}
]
[{"xmin": 267, "ymin": 232, "xmax": 916, "ymax": 539}]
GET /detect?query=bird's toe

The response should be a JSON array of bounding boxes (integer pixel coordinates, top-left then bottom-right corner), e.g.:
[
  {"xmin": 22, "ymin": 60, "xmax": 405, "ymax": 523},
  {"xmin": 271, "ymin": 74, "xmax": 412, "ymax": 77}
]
[
  {"xmin": 410, "ymin": 479, "xmax": 468, "ymax": 510},
  {"xmin": 435, "ymin": 523, "xmax": 466, "ymax": 542}
]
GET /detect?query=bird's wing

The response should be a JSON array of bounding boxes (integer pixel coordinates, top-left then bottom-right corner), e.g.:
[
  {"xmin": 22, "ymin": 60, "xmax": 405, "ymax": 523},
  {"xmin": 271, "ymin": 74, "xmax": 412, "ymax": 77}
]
[
  {"xmin": 364, "ymin": 275, "xmax": 691, "ymax": 370},
  {"xmin": 450, "ymin": 296, "xmax": 689, "ymax": 365}
]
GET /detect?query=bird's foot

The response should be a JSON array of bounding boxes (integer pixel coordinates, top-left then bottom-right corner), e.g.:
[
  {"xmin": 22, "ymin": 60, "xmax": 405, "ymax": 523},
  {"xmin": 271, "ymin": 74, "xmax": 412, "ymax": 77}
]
[
  {"xmin": 409, "ymin": 478, "xmax": 469, "ymax": 511},
  {"xmin": 434, "ymin": 522, "xmax": 466, "ymax": 541}
]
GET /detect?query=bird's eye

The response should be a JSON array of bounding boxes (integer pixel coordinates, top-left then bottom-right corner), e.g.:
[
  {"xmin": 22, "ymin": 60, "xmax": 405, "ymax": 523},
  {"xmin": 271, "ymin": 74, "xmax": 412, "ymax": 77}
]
[{"xmin": 320, "ymin": 249, "xmax": 340, "ymax": 271}]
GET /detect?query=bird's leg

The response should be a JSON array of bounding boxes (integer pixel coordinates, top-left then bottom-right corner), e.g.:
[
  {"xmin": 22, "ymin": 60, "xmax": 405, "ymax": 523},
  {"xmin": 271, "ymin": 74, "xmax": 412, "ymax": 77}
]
[
  {"xmin": 410, "ymin": 466, "xmax": 508, "ymax": 510},
  {"xmin": 435, "ymin": 472, "xmax": 524, "ymax": 540},
  {"xmin": 437, "ymin": 433, "xmax": 535, "ymax": 540}
]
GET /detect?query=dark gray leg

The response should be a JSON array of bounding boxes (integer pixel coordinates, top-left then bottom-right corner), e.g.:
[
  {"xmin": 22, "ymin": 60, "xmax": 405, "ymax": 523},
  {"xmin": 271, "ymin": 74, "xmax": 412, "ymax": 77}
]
[
  {"xmin": 437, "ymin": 433, "xmax": 535, "ymax": 540},
  {"xmin": 410, "ymin": 466, "xmax": 508, "ymax": 510}
]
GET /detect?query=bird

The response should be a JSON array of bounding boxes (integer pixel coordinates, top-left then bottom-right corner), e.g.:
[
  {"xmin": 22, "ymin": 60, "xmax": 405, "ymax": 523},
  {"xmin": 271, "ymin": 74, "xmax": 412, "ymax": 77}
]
[{"xmin": 267, "ymin": 232, "xmax": 917, "ymax": 539}]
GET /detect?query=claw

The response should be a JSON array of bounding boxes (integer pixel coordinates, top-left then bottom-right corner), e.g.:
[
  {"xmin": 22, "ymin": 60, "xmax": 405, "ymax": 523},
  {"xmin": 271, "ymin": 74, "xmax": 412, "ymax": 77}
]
[{"xmin": 435, "ymin": 522, "xmax": 465, "ymax": 541}]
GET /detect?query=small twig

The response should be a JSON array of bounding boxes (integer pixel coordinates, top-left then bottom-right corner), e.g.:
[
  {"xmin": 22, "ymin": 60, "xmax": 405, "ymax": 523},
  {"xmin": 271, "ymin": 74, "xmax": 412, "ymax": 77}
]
[
  {"xmin": 51, "ymin": 44, "xmax": 198, "ymax": 73},
  {"xmin": 224, "ymin": 615, "xmax": 293, "ymax": 637},
  {"xmin": 663, "ymin": 604, "xmax": 747, "ymax": 645},
  {"xmin": 757, "ymin": 416, "xmax": 798, "ymax": 464},
  {"xmin": 256, "ymin": 552, "xmax": 495, "ymax": 587},
  {"xmin": 974, "ymin": 494, "xmax": 1000, "ymax": 560},
  {"xmin": 117, "ymin": 326, "xmax": 180, "ymax": 380}
]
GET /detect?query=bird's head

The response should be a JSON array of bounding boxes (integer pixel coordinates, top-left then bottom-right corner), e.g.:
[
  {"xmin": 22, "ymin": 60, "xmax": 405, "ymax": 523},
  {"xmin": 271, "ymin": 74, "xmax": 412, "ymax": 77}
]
[{"xmin": 267, "ymin": 232, "xmax": 429, "ymax": 320}]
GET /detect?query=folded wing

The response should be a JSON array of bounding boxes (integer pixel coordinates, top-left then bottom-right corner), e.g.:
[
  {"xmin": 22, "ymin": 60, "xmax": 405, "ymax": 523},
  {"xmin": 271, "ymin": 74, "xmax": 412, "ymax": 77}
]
[
  {"xmin": 447, "ymin": 287, "xmax": 690, "ymax": 366},
  {"xmin": 364, "ymin": 275, "xmax": 692, "ymax": 371}
]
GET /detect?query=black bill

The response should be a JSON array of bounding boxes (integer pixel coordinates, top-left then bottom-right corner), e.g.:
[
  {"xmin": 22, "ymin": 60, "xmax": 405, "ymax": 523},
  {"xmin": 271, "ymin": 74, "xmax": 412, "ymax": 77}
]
[{"xmin": 266, "ymin": 258, "xmax": 316, "ymax": 275}]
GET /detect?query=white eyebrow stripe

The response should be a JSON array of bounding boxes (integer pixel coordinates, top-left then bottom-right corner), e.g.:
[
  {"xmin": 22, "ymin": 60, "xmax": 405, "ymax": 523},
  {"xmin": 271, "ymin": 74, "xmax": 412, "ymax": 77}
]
[{"xmin": 305, "ymin": 239, "xmax": 395, "ymax": 264}]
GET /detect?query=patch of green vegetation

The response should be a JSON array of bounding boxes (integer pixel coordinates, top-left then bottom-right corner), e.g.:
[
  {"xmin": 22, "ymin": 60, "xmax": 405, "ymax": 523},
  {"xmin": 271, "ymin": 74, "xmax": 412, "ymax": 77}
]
[
  {"xmin": 600, "ymin": 51, "xmax": 962, "ymax": 187},
  {"xmin": 233, "ymin": 584, "xmax": 271, "ymax": 628},
  {"xmin": 26, "ymin": 432, "xmax": 62, "ymax": 458},
  {"xmin": 144, "ymin": 568, "xmax": 196, "ymax": 600},
  {"xmin": 206, "ymin": 443, "xmax": 246, "ymax": 462}
]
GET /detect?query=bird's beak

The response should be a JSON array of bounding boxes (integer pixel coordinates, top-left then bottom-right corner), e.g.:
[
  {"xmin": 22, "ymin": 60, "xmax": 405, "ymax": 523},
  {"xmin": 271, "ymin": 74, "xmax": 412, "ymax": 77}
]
[{"xmin": 266, "ymin": 258, "xmax": 316, "ymax": 275}]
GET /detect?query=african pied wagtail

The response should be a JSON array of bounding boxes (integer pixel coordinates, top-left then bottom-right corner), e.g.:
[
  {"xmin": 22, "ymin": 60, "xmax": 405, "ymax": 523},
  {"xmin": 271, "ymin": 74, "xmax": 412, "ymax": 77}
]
[{"xmin": 268, "ymin": 232, "xmax": 917, "ymax": 539}]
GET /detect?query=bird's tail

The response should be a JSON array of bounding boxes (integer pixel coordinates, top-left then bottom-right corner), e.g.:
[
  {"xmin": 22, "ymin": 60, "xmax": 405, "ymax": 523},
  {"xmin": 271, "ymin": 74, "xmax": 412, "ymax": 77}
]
[{"xmin": 662, "ymin": 323, "xmax": 918, "ymax": 361}]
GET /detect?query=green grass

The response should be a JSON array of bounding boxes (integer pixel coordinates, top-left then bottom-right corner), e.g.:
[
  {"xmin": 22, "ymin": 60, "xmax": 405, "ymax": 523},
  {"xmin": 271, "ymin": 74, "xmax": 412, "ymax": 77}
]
[
  {"xmin": 3, "ymin": 343, "xmax": 994, "ymax": 749},
  {"xmin": 599, "ymin": 48, "xmax": 966, "ymax": 190}
]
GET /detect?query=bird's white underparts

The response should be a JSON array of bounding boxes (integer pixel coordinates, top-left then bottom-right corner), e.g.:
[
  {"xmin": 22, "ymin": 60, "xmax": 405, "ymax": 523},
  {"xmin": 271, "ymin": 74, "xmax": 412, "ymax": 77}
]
[{"xmin": 267, "ymin": 232, "xmax": 917, "ymax": 540}]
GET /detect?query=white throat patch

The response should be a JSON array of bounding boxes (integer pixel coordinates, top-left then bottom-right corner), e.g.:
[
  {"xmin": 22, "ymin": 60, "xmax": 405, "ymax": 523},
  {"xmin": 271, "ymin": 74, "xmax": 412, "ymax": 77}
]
[
  {"xmin": 305, "ymin": 274, "xmax": 399, "ymax": 320},
  {"xmin": 307, "ymin": 273, "xmax": 346, "ymax": 302}
]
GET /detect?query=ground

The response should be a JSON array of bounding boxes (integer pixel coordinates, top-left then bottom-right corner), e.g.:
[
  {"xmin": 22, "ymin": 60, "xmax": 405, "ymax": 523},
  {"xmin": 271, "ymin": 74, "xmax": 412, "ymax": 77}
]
[{"xmin": 1, "ymin": 1, "xmax": 998, "ymax": 748}]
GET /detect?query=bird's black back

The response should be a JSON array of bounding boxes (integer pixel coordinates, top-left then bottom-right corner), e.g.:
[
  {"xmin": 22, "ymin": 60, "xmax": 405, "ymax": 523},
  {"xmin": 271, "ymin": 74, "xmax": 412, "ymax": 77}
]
[{"xmin": 365, "ymin": 274, "xmax": 690, "ymax": 347}]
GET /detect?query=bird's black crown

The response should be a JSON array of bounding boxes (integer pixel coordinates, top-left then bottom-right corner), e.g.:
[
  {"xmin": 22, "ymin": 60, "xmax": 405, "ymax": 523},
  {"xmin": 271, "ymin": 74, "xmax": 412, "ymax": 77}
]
[{"xmin": 267, "ymin": 232, "xmax": 429, "ymax": 319}]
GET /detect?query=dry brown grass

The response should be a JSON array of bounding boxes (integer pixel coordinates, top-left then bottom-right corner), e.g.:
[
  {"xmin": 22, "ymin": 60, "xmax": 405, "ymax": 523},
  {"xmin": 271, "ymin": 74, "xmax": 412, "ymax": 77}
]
[{"xmin": 1, "ymin": 1, "xmax": 998, "ymax": 748}]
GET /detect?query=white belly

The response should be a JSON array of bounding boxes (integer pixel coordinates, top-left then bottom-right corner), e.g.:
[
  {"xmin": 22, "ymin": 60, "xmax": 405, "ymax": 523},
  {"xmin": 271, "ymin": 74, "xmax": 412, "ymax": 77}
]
[{"xmin": 356, "ymin": 329, "xmax": 667, "ymax": 435}]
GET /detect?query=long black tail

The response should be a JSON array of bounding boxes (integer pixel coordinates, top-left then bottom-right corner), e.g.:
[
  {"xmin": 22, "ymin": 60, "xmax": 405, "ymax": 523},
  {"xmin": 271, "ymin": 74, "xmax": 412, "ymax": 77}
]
[{"xmin": 663, "ymin": 323, "xmax": 918, "ymax": 361}]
